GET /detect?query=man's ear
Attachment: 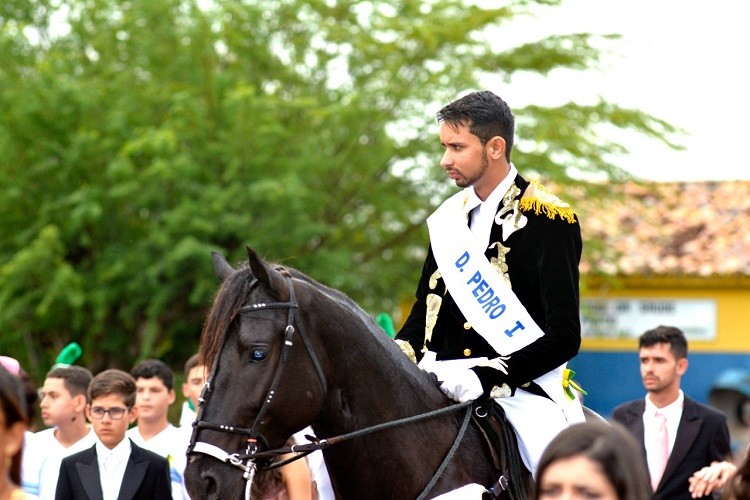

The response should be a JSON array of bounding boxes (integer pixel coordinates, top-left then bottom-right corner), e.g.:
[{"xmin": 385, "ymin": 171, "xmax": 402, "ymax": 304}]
[
  {"xmin": 128, "ymin": 405, "xmax": 139, "ymax": 424},
  {"xmin": 73, "ymin": 394, "xmax": 87, "ymax": 414},
  {"xmin": 168, "ymin": 388, "xmax": 176, "ymax": 405},
  {"xmin": 84, "ymin": 404, "xmax": 93, "ymax": 423},
  {"xmin": 677, "ymin": 357, "xmax": 688, "ymax": 375},
  {"xmin": 486, "ymin": 136, "xmax": 506, "ymax": 160}
]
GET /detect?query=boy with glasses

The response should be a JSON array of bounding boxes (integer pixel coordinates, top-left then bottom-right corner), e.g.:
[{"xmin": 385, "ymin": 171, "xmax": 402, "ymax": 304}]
[{"xmin": 56, "ymin": 369, "xmax": 171, "ymax": 500}]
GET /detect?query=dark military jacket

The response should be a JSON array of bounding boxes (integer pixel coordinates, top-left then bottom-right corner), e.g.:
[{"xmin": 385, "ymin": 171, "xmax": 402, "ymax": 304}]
[{"xmin": 396, "ymin": 174, "xmax": 582, "ymax": 396}]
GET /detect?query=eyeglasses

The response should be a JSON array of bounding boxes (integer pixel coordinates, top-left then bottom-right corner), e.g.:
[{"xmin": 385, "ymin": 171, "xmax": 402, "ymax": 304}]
[{"xmin": 90, "ymin": 406, "xmax": 129, "ymax": 420}]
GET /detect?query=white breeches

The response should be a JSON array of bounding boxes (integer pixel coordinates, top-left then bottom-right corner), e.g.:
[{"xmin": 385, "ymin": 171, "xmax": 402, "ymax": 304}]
[
  {"xmin": 417, "ymin": 353, "xmax": 585, "ymax": 480},
  {"xmin": 429, "ymin": 396, "xmax": 575, "ymax": 500},
  {"xmin": 495, "ymin": 388, "xmax": 583, "ymax": 478}
]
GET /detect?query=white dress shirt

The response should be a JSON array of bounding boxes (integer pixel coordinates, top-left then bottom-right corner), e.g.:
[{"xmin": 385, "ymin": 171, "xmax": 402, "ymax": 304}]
[
  {"xmin": 22, "ymin": 427, "xmax": 96, "ymax": 499},
  {"xmin": 466, "ymin": 164, "xmax": 518, "ymax": 247},
  {"xmin": 127, "ymin": 424, "xmax": 189, "ymax": 500},
  {"xmin": 644, "ymin": 390, "xmax": 684, "ymax": 477},
  {"xmin": 96, "ymin": 438, "xmax": 131, "ymax": 500}
]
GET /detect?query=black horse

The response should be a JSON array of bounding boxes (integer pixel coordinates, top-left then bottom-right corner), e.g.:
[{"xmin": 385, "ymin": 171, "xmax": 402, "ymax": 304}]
[{"xmin": 185, "ymin": 247, "xmax": 539, "ymax": 499}]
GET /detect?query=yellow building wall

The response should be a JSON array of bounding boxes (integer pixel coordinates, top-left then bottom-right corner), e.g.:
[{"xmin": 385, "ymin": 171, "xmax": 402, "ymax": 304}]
[{"xmin": 582, "ymin": 281, "xmax": 750, "ymax": 353}]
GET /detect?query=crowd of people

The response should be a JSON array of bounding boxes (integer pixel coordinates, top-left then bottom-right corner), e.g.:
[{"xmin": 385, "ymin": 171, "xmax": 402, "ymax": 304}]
[
  {"xmin": 3, "ymin": 341, "xmax": 750, "ymax": 500},
  {"xmin": 0, "ymin": 352, "xmax": 332, "ymax": 500}
]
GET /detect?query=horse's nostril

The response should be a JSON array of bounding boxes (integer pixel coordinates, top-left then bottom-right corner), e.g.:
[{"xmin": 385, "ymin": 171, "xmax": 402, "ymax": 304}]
[
  {"xmin": 204, "ymin": 473, "xmax": 218, "ymax": 496},
  {"xmin": 207, "ymin": 479, "xmax": 217, "ymax": 496},
  {"xmin": 193, "ymin": 476, "xmax": 216, "ymax": 499}
]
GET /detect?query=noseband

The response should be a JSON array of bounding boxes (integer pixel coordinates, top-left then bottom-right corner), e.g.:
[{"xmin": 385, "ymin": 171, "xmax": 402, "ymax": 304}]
[{"xmin": 188, "ymin": 271, "xmax": 328, "ymax": 498}]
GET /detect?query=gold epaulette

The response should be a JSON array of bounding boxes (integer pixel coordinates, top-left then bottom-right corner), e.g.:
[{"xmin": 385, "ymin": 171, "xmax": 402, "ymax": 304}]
[{"xmin": 519, "ymin": 176, "xmax": 577, "ymax": 224}]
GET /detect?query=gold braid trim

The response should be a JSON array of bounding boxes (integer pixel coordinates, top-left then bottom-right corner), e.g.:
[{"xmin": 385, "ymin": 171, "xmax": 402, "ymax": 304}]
[
  {"xmin": 519, "ymin": 176, "xmax": 576, "ymax": 224},
  {"xmin": 395, "ymin": 339, "xmax": 417, "ymax": 364}
]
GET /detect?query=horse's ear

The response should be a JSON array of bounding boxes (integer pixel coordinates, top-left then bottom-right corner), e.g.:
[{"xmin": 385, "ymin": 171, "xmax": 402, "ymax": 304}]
[
  {"xmin": 211, "ymin": 251, "xmax": 235, "ymax": 282},
  {"xmin": 246, "ymin": 246, "xmax": 287, "ymax": 299}
]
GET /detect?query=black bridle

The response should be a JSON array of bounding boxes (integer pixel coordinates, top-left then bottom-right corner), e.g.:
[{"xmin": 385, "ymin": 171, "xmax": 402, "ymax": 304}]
[
  {"xmin": 187, "ymin": 270, "xmax": 483, "ymax": 500},
  {"xmin": 188, "ymin": 271, "xmax": 327, "ymax": 497}
]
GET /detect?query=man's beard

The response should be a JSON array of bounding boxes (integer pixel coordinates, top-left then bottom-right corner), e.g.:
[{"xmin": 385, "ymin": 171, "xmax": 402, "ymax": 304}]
[{"xmin": 455, "ymin": 154, "xmax": 488, "ymax": 188}]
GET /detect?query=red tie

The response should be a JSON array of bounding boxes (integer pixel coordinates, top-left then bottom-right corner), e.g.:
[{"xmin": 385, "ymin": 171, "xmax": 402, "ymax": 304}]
[{"xmin": 652, "ymin": 411, "xmax": 669, "ymax": 491}]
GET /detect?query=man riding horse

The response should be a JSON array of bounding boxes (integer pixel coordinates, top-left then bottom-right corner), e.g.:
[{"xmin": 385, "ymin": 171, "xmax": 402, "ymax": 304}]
[{"xmin": 396, "ymin": 90, "xmax": 586, "ymax": 485}]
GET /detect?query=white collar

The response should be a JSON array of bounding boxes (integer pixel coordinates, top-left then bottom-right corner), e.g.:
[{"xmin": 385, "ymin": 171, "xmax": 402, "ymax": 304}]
[
  {"xmin": 463, "ymin": 163, "xmax": 518, "ymax": 215},
  {"xmin": 645, "ymin": 389, "xmax": 684, "ymax": 419},
  {"xmin": 96, "ymin": 436, "xmax": 131, "ymax": 463}
]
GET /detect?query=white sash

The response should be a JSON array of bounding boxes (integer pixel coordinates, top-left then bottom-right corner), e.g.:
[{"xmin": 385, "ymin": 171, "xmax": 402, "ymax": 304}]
[
  {"xmin": 427, "ymin": 189, "xmax": 543, "ymax": 355},
  {"xmin": 427, "ymin": 189, "xmax": 585, "ymax": 422}
]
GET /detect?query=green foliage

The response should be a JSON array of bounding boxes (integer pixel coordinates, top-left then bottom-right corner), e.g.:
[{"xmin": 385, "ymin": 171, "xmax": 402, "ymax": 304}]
[{"xmin": 0, "ymin": 0, "xmax": 674, "ymax": 380}]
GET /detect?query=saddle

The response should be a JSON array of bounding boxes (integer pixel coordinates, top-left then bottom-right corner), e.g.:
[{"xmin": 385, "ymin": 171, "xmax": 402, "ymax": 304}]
[{"xmin": 470, "ymin": 400, "xmax": 531, "ymax": 500}]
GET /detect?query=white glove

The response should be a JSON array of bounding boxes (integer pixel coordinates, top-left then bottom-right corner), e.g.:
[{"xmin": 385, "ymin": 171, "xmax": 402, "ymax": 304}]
[
  {"xmin": 437, "ymin": 368, "xmax": 484, "ymax": 403},
  {"xmin": 417, "ymin": 352, "xmax": 484, "ymax": 403}
]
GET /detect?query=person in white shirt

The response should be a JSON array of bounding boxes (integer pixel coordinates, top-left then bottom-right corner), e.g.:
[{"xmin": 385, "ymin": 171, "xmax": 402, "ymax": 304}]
[
  {"xmin": 22, "ymin": 365, "xmax": 96, "ymax": 499},
  {"xmin": 127, "ymin": 359, "xmax": 189, "ymax": 500},
  {"xmin": 56, "ymin": 369, "xmax": 170, "ymax": 500}
]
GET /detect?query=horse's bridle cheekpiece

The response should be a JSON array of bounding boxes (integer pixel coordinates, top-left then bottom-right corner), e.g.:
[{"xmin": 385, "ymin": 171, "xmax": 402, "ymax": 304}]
[{"xmin": 188, "ymin": 271, "xmax": 328, "ymax": 500}]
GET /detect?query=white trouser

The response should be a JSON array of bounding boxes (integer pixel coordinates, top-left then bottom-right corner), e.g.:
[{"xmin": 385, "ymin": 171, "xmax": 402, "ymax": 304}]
[
  {"xmin": 431, "ymin": 484, "xmax": 487, "ymax": 499},
  {"xmin": 495, "ymin": 387, "xmax": 577, "ymax": 478},
  {"xmin": 429, "ymin": 395, "xmax": 572, "ymax": 499},
  {"xmin": 418, "ymin": 353, "xmax": 585, "ymax": 478}
]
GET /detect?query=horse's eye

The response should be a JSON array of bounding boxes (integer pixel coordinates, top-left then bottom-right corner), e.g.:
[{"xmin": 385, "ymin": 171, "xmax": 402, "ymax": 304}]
[{"xmin": 250, "ymin": 348, "xmax": 267, "ymax": 362}]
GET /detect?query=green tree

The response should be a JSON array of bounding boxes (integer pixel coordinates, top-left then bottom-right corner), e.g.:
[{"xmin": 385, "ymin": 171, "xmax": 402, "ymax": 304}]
[{"xmin": 0, "ymin": 0, "xmax": 677, "ymax": 378}]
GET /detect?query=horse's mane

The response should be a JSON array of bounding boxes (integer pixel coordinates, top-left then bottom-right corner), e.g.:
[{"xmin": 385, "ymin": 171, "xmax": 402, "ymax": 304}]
[
  {"xmin": 199, "ymin": 260, "xmax": 387, "ymax": 372},
  {"xmin": 284, "ymin": 267, "xmax": 382, "ymax": 332},
  {"xmin": 199, "ymin": 264, "xmax": 256, "ymax": 370},
  {"xmin": 283, "ymin": 266, "xmax": 448, "ymax": 417},
  {"xmin": 283, "ymin": 266, "xmax": 443, "ymax": 412}
]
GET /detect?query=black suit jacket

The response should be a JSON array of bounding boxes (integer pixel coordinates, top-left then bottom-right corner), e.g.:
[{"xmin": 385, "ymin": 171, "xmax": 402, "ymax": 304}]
[
  {"xmin": 397, "ymin": 174, "xmax": 582, "ymax": 394},
  {"xmin": 55, "ymin": 439, "xmax": 171, "ymax": 500},
  {"xmin": 612, "ymin": 396, "xmax": 731, "ymax": 500}
]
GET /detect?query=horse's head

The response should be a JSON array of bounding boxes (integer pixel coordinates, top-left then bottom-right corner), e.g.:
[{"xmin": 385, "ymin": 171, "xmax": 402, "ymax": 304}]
[{"xmin": 185, "ymin": 246, "xmax": 328, "ymax": 499}]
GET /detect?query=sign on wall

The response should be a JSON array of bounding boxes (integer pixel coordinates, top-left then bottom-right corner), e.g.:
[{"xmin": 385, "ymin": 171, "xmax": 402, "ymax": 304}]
[{"xmin": 581, "ymin": 298, "xmax": 717, "ymax": 340}]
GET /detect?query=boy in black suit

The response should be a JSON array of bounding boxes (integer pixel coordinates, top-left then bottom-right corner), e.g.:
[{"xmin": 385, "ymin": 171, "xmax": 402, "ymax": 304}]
[{"xmin": 56, "ymin": 369, "xmax": 171, "ymax": 500}]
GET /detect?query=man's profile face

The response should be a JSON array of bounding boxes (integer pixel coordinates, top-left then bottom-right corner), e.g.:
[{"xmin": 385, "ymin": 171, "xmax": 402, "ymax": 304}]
[
  {"xmin": 439, "ymin": 122, "xmax": 490, "ymax": 191},
  {"xmin": 39, "ymin": 377, "xmax": 81, "ymax": 428}
]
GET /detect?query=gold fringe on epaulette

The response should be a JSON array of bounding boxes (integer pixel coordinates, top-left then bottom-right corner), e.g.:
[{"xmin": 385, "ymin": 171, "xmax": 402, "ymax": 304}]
[{"xmin": 519, "ymin": 177, "xmax": 577, "ymax": 224}]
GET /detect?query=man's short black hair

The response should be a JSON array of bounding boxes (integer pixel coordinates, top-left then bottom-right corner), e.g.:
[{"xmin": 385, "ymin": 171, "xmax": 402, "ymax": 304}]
[
  {"xmin": 183, "ymin": 353, "xmax": 201, "ymax": 380},
  {"xmin": 46, "ymin": 365, "xmax": 94, "ymax": 398},
  {"xmin": 130, "ymin": 359, "xmax": 174, "ymax": 391},
  {"xmin": 639, "ymin": 325, "xmax": 688, "ymax": 360},
  {"xmin": 436, "ymin": 90, "xmax": 515, "ymax": 162}
]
